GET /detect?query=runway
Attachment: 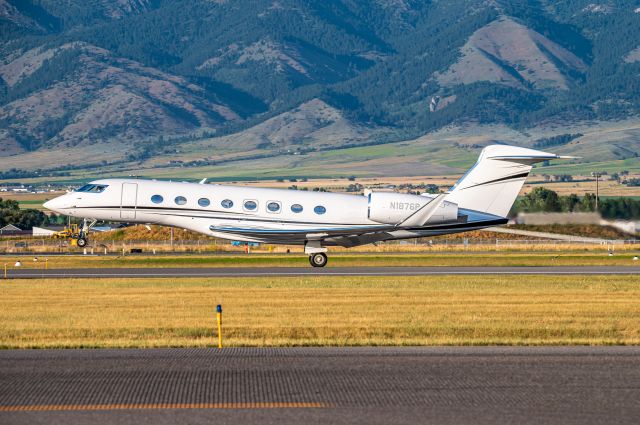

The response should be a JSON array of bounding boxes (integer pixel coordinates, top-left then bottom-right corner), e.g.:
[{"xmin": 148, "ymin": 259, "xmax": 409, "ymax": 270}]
[
  {"xmin": 6, "ymin": 265, "xmax": 640, "ymax": 278},
  {"xmin": 0, "ymin": 347, "xmax": 639, "ymax": 424}
]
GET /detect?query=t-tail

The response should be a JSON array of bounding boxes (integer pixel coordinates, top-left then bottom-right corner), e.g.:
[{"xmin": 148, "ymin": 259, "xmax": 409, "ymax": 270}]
[{"xmin": 445, "ymin": 145, "xmax": 573, "ymax": 218}]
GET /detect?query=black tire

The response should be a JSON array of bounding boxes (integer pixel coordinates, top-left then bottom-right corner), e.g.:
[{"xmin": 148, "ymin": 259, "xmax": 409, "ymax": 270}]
[
  {"xmin": 77, "ymin": 237, "xmax": 88, "ymax": 247},
  {"xmin": 309, "ymin": 253, "xmax": 328, "ymax": 268}
]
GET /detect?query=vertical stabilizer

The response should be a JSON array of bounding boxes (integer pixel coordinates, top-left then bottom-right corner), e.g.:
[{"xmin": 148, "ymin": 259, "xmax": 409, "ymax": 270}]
[{"xmin": 445, "ymin": 145, "xmax": 569, "ymax": 217}]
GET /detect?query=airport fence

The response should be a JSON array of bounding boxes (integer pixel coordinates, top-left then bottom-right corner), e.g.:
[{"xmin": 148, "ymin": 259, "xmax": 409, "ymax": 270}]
[{"xmin": 0, "ymin": 237, "xmax": 638, "ymax": 254}]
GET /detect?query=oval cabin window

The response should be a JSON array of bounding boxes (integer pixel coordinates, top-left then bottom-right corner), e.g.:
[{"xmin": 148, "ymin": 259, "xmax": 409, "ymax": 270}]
[
  {"xmin": 151, "ymin": 195, "xmax": 163, "ymax": 204},
  {"xmin": 267, "ymin": 201, "xmax": 281, "ymax": 212},
  {"xmin": 243, "ymin": 200, "xmax": 257, "ymax": 211},
  {"xmin": 175, "ymin": 196, "xmax": 187, "ymax": 205}
]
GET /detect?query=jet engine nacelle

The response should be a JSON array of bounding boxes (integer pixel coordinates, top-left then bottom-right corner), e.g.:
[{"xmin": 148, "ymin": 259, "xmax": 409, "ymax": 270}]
[{"xmin": 367, "ymin": 192, "xmax": 458, "ymax": 225}]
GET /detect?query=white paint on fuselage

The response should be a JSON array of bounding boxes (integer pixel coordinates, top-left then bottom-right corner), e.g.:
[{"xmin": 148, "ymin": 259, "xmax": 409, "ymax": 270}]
[
  {"xmin": 44, "ymin": 145, "xmax": 561, "ymax": 248},
  {"xmin": 43, "ymin": 178, "xmax": 394, "ymax": 243}
]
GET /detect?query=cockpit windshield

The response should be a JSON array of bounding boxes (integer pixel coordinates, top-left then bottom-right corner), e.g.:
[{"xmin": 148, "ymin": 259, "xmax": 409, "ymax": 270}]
[{"xmin": 75, "ymin": 184, "xmax": 108, "ymax": 193}]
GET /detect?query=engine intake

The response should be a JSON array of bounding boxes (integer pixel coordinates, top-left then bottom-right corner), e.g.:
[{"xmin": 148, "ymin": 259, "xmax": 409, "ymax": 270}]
[{"xmin": 367, "ymin": 192, "xmax": 458, "ymax": 225}]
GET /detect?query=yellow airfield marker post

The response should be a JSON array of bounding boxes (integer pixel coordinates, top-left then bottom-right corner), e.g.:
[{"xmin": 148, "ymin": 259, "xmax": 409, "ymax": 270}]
[{"xmin": 216, "ymin": 304, "xmax": 223, "ymax": 349}]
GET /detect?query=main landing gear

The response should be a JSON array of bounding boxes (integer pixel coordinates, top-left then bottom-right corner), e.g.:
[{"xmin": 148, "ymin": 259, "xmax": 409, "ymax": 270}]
[
  {"xmin": 305, "ymin": 240, "xmax": 328, "ymax": 268},
  {"xmin": 309, "ymin": 252, "xmax": 328, "ymax": 268},
  {"xmin": 77, "ymin": 218, "xmax": 97, "ymax": 247}
]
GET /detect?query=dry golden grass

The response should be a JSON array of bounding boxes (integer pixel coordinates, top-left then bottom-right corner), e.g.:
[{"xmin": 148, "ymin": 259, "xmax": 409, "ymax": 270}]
[
  {"xmin": 3, "ymin": 175, "xmax": 637, "ymax": 211},
  {"xmin": 522, "ymin": 178, "xmax": 640, "ymax": 197},
  {"xmin": 88, "ymin": 224, "xmax": 631, "ymax": 242},
  {"xmin": 239, "ymin": 175, "xmax": 640, "ymax": 197},
  {"xmin": 0, "ymin": 192, "xmax": 64, "ymax": 202},
  {"xmin": 0, "ymin": 275, "xmax": 639, "ymax": 348},
  {"xmin": 4, "ymin": 233, "xmax": 638, "ymax": 255}
]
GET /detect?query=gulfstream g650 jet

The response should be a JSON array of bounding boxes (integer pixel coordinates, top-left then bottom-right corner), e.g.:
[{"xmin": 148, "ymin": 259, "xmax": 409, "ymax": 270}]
[{"xmin": 44, "ymin": 145, "xmax": 569, "ymax": 267}]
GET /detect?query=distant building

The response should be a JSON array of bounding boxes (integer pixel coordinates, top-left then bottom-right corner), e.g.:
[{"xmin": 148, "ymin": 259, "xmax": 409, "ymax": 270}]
[
  {"xmin": 32, "ymin": 226, "xmax": 64, "ymax": 237},
  {"xmin": 516, "ymin": 212, "xmax": 638, "ymax": 236},
  {"xmin": 429, "ymin": 95, "xmax": 440, "ymax": 112},
  {"xmin": 605, "ymin": 221, "xmax": 639, "ymax": 236},
  {"xmin": 0, "ymin": 224, "xmax": 22, "ymax": 235},
  {"xmin": 516, "ymin": 212, "xmax": 601, "ymax": 225},
  {"xmin": 92, "ymin": 226, "xmax": 114, "ymax": 232}
]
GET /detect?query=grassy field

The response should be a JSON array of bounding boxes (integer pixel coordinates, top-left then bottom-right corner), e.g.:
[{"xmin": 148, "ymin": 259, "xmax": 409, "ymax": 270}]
[
  {"xmin": 3, "ymin": 118, "xmax": 640, "ymax": 181},
  {"xmin": 1, "ymin": 275, "xmax": 638, "ymax": 348},
  {"xmin": 531, "ymin": 157, "xmax": 640, "ymax": 175},
  {"xmin": 5, "ymin": 175, "xmax": 640, "ymax": 200},
  {"xmin": 2, "ymin": 173, "xmax": 638, "ymax": 211},
  {"xmin": 3, "ymin": 252, "xmax": 640, "ymax": 270}
]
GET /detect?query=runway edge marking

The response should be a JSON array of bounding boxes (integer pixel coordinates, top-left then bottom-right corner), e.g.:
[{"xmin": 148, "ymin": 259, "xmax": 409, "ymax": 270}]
[{"xmin": 0, "ymin": 402, "xmax": 327, "ymax": 412}]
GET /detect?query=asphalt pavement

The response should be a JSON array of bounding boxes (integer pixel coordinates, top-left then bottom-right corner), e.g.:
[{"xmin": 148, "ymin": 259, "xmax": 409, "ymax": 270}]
[
  {"xmin": 1, "ymin": 347, "xmax": 639, "ymax": 424},
  {"xmin": 5, "ymin": 265, "xmax": 640, "ymax": 278}
]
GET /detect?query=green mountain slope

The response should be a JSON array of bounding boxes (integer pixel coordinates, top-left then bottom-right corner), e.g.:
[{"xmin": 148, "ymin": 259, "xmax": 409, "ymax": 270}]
[{"xmin": 1, "ymin": 0, "xmax": 640, "ymax": 173}]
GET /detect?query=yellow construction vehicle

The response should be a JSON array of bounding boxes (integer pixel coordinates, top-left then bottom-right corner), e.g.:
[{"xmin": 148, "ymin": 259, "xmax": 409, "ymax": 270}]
[{"xmin": 52, "ymin": 224, "xmax": 80, "ymax": 239}]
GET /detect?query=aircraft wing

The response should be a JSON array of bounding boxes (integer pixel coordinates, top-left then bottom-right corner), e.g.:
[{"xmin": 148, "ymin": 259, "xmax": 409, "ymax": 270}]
[{"xmin": 210, "ymin": 223, "xmax": 392, "ymax": 244}]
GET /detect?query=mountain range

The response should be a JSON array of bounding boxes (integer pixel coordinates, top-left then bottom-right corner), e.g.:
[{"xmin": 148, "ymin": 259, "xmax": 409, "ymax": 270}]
[{"xmin": 1, "ymin": 0, "xmax": 640, "ymax": 175}]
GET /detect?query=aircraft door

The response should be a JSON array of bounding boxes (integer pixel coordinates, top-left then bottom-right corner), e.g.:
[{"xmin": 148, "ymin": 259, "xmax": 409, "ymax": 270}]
[{"xmin": 120, "ymin": 183, "xmax": 138, "ymax": 219}]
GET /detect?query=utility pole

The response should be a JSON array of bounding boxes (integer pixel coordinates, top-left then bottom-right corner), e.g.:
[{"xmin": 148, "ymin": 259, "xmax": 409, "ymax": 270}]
[{"xmin": 591, "ymin": 172, "xmax": 602, "ymax": 211}]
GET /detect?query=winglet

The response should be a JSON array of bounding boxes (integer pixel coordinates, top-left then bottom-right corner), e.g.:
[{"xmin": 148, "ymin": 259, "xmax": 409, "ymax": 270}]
[{"xmin": 199, "ymin": 178, "xmax": 208, "ymax": 184}]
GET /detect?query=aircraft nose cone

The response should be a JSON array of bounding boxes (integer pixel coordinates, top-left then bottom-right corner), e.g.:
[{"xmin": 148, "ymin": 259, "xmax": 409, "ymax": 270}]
[{"xmin": 43, "ymin": 197, "xmax": 64, "ymax": 213}]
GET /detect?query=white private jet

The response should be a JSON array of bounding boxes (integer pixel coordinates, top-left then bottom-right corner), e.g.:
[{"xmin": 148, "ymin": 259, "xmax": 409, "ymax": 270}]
[{"xmin": 44, "ymin": 145, "xmax": 569, "ymax": 267}]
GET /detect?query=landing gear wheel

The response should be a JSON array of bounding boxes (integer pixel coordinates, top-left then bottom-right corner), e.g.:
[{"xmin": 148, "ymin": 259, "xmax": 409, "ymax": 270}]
[
  {"xmin": 309, "ymin": 252, "xmax": 328, "ymax": 268},
  {"xmin": 76, "ymin": 218, "xmax": 97, "ymax": 248}
]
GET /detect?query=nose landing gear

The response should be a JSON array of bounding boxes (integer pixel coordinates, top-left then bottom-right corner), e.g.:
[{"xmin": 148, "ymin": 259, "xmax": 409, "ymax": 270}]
[{"xmin": 77, "ymin": 219, "xmax": 97, "ymax": 247}]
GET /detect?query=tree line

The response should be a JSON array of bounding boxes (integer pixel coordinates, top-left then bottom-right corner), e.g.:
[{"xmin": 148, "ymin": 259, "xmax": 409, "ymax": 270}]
[
  {"xmin": 0, "ymin": 198, "xmax": 64, "ymax": 230},
  {"xmin": 512, "ymin": 187, "xmax": 640, "ymax": 220}
]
